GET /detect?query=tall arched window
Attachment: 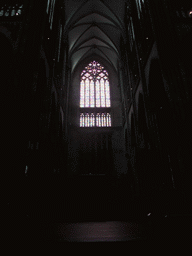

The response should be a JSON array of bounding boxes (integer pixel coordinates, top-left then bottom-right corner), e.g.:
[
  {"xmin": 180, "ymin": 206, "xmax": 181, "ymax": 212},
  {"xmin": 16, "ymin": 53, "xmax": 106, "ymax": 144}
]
[{"xmin": 80, "ymin": 61, "xmax": 111, "ymax": 127}]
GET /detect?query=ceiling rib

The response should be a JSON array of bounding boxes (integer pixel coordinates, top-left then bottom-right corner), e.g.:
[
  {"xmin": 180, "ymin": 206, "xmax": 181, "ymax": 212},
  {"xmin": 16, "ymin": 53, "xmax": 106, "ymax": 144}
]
[{"xmin": 64, "ymin": 0, "xmax": 126, "ymax": 75}]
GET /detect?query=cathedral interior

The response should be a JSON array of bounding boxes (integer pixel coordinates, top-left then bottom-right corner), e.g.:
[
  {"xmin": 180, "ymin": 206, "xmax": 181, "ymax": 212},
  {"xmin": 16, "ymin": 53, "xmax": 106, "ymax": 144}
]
[{"xmin": 2, "ymin": 0, "xmax": 192, "ymax": 242}]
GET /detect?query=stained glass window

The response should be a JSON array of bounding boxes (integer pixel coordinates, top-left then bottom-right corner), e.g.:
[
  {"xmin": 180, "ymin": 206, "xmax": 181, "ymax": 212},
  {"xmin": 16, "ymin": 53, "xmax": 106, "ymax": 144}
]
[
  {"xmin": 80, "ymin": 113, "xmax": 111, "ymax": 127},
  {"xmin": 80, "ymin": 61, "xmax": 111, "ymax": 108},
  {"xmin": 80, "ymin": 61, "xmax": 111, "ymax": 127}
]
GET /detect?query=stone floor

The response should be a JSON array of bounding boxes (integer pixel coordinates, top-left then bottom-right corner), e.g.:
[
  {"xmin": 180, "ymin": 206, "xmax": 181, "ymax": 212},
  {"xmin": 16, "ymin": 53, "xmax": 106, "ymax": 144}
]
[{"xmin": 3, "ymin": 174, "xmax": 192, "ymax": 242}]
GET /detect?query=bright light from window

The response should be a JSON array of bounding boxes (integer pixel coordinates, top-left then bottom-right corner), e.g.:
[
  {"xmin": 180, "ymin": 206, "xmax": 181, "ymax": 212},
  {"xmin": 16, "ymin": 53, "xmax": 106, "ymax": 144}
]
[
  {"xmin": 80, "ymin": 61, "xmax": 111, "ymax": 108},
  {"xmin": 80, "ymin": 113, "xmax": 111, "ymax": 127},
  {"xmin": 80, "ymin": 61, "xmax": 111, "ymax": 127}
]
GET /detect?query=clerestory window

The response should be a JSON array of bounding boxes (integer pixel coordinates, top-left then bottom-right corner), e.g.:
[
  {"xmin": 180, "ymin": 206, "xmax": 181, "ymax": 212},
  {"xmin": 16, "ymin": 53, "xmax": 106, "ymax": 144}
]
[{"xmin": 80, "ymin": 61, "xmax": 111, "ymax": 127}]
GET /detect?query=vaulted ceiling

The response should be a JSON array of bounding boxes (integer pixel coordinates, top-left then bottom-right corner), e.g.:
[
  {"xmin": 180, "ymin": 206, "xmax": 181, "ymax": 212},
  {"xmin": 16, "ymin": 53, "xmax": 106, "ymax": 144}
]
[{"xmin": 63, "ymin": 0, "xmax": 129, "ymax": 74}]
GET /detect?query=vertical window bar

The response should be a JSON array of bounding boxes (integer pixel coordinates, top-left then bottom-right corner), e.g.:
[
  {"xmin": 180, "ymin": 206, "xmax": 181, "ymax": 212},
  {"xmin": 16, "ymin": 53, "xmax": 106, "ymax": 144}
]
[
  {"xmin": 93, "ymin": 114, "xmax": 95, "ymax": 127},
  {"xmin": 85, "ymin": 114, "xmax": 87, "ymax": 127},
  {"xmin": 80, "ymin": 114, "xmax": 85, "ymax": 127},
  {"xmin": 90, "ymin": 80, "xmax": 94, "ymax": 107},
  {"xmin": 109, "ymin": 114, "xmax": 111, "ymax": 127},
  {"xmin": 99, "ymin": 114, "xmax": 101, "ymax": 127},
  {"xmin": 96, "ymin": 114, "xmax": 99, "ymax": 127},
  {"xmin": 101, "ymin": 114, "xmax": 104, "ymax": 127},
  {"xmin": 90, "ymin": 114, "xmax": 92, "ymax": 127},
  {"xmin": 96, "ymin": 80, "xmax": 100, "ymax": 107},
  {"xmin": 87, "ymin": 114, "xmax": 89, "ymax": 127},
  {"xmin": 80, "ymin": 114, "xmax": 82, "ymax": 127},
  {"xmin": 106, "ymin": 80, "xmax": 108, "ymax": 107},
  {"xmin": 80, "ymin": 80, "xmax": 84, "ymax": 107},
  {"xmin": 85, "ymin": 79, "xmax": 89, "ymax": 107},
  {"xmin": 101, "ymin": 78, "xmax": 105, "ymax": 107},
  {"xmin": 99, "ymin": 80, "xmax": 101, "ymax": 107},
  {"xmin": 82, "ymin": 114, "xmax": 84, "ymax": 127},
  {"xmin": 104, "ymin": 80, "xmax": 106, "ymax": 107},
  {"xmin": 83, "ymin": 80, "xmax": 86, "ymax": 107},
  {"xmin": 106, "ymin": 80, "xmax": 110, "ymax": 107},
  {"xmin": 104, "ymin": 114, "xmax": 106, "ymax": 127},
  {"xmin": 107, "ymin": 114, "xmax": 109, "ymax": 127}
]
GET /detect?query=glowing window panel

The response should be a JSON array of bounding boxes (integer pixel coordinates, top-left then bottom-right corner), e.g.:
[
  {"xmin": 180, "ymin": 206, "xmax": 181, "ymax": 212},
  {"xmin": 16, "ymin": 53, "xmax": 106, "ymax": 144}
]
[
  {"xmin": 96, "ymin": 80, "xmax": 100, "ymax": 107},
  {"xmin": 103, "ymin": 114, "xmax": 106, "ymax": 127},
  {"xmin": 96, "ymin": 114, "xmax": 99, "ymax": 127},
  {"xmin": 101, "ymin": 114, "xmax": 105, "ymax": 127},
  {"xmin": 101, "ymin": 79, "xmax": 105, "ymax": 107},
  {"xmin": 82, "ymin": 114, "xmax": 85, "ymax": 127},
  {"xmin": 105, "ymin": 80, "xmax": 111, "ymax": 107},
  {"xmin": 89, "ymin": 114, "xmax": 92, "ymax": 127},
  {"xmin": 85, "ymin": 114, "xmax": 88, "ymax": 127},
  {"xmin": 80, "ymin": 80, "xmax": 85, "ymax": 107},
  {"xmin": 98, "ymin": 115, "xmax": 101, "ymax": 127},
  {"xmin": 90, "ymin": 80, "xmax": 95, "ymax": 107},
  {"xmin": 89, "ymin": 113, "xmax": 93, "ymax": 127},
  {"xmin": 80, "ymin": 114, "xmax": 84, "ymax": 127},
  {"xmin": 107, "ymin": 113, "xmax": 111, "ymax": 127},
  {"xmin": 85, "ymin": 79, "xmax": 89, "ymax": 107},
  {"xmin": 106, "ymin": 114, "xmax": 109, "ymax": 127},
  {"xmin": 87, "ymin": 114, "xmax": 89, "ymax": 127},
  {"xmin": 92, "ymin": 115, "xmax": 95, "ymax": 127},
  {"xmin": 101, "ymin": 114, "xmax": 104, "ymax": 127}
]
